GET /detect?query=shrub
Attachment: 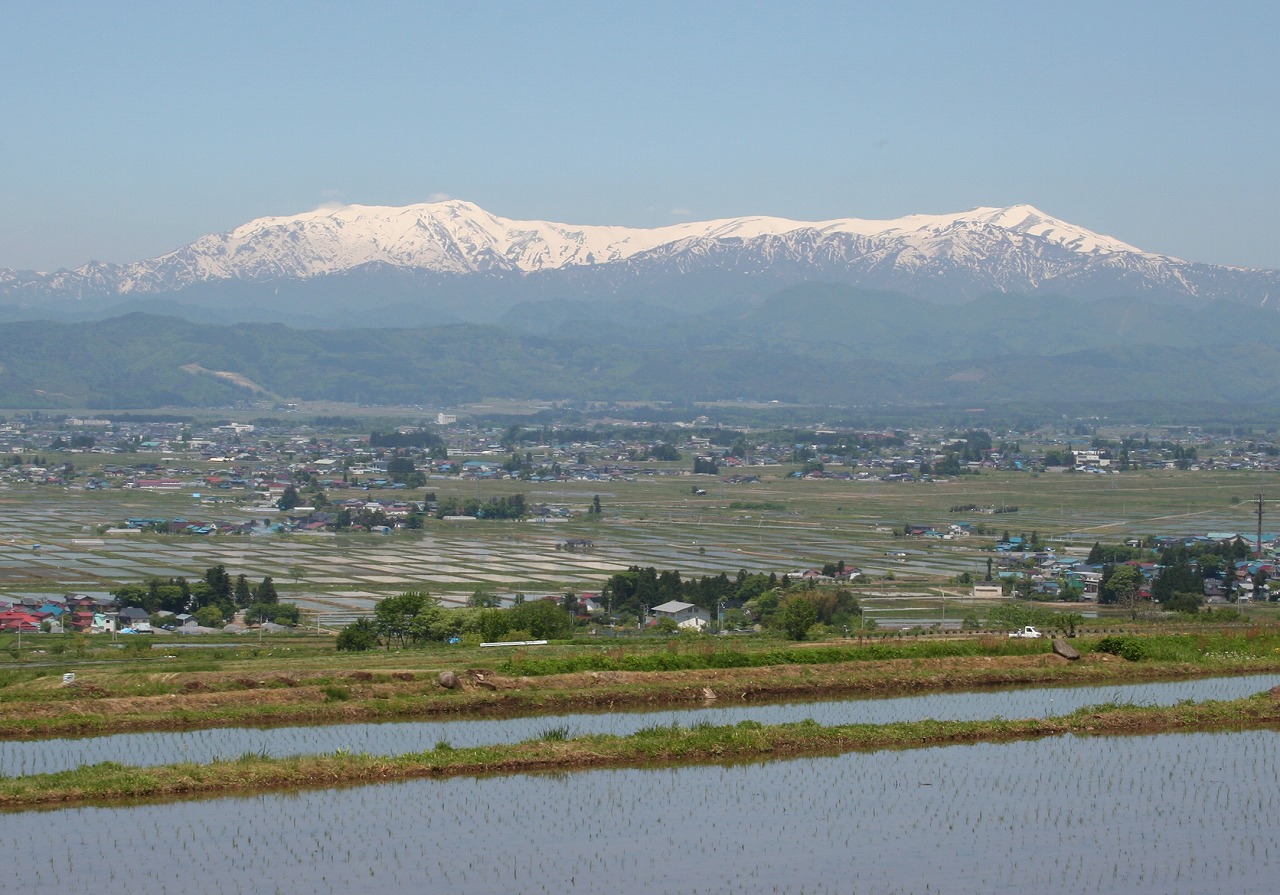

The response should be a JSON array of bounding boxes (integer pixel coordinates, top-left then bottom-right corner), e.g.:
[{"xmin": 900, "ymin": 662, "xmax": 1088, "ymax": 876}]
[
  {"xmin": 1164, "ymin": 592, "xmax": 1202, "ymax": 615},
  {"xmin": 336, "ymin": 618, "xmax": 378, "ymax": 652},
  {"xmin": 777, "ymin": 595, "xmax": 818, "ymax": 640},
  {"xmin": 1095, "ymin": 636, "xmax": 1148, "ymax": 661}
]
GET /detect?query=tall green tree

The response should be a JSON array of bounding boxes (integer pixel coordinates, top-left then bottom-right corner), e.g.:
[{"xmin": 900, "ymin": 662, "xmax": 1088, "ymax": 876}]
[
  {"xmin": 194, "ymin": 606, "xmax": 224, "ymax": 628},
  {"xmin": 507, "ymin": 599, "xmax": 576, "ymax": 639},
  {"xmin": 254, "ymin": 575, "xmax": 279, "ymax": 605},
  {"xmin": 777, "ymin": 594, "xmax": 819, "ymax": 640},
  {"xmin": 234, "ymin": 574, "xmax": 253, "ymax": 608},
  {"xmin": 204, "ymin": 565, "xmax": 232, "ymax": 603},
  {"xmin": 277, "ymin": 484, "xmax": 301, "ymax": 511},
  {"xmin": 1101, "ymin": 564, "xmax": 1143, "ymax": 619},
  {"xmin": 190, "ymin": 566, "xmax": 234, "ymax": 618},
  {"xmin": 1152, "ymin": 560, "xmax": 1202, "ymax": 604},
  {"xmin": 374, "ymin": 591, "xmax": 435, "ymax": 648}
]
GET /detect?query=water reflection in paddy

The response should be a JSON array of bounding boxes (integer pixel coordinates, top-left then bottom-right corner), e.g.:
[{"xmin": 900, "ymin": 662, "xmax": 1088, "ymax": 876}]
[
  {"xmin": 4, "ymin": 673, "xmax": 1278, "ymax": 776},
  {"xmin": 5, "ymin": 729, "xmax": 1278, "ymax": 894}
]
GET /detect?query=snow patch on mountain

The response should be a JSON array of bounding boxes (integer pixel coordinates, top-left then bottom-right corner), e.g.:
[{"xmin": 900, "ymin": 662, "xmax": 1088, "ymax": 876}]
[
  {"xmin": 31, "ymin": 200, "xmax": 1154, "ymax": 288},
  {"xmin": 3, "ymin": 199, "xmax": 1277, "ymax": 310}
]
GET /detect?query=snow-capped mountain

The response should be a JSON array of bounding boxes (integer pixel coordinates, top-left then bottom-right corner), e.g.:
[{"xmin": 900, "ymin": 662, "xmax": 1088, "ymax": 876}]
[{"xmin": 2, "ymin": 200, "xmax": 1277, "ymax": 314}]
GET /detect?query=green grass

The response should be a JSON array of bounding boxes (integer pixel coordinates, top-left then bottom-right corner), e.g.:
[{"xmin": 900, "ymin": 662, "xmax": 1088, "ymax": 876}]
[
  {"xmin": 496, "ymin": 638, "xmax": 1052, "ymax": 676},
  {"xmin": 1093, "ymin": 632, "xmax": 1280, "ymax": 663},
  {"xmin": 0, "ymin": 629, "xmax": 1278, "ymax": 741},
  {"xmin": 535, "ymin": 725, "xmax": 571, "ymax": 741},
  {"xmin": 2, "ymin": 692, "xmax": 1277, "ymax": 809}
]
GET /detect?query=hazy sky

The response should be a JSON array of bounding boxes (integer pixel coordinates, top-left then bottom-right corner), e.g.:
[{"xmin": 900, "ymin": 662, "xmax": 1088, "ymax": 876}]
[{"xmin": 3, "ymin": 1, "xmax": 1277, "ymax": 271}]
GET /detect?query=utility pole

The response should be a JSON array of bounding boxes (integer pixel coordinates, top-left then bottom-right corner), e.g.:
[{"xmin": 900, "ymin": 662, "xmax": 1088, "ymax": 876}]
[{"xmin": 1257, "ymin": 492, "xmax": 1265, "ymax": 558}]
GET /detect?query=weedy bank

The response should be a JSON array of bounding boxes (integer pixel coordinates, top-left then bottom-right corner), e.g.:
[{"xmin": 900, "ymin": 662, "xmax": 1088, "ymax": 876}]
[
  {"xmin": 1, "ymin": 630, "xmax": 1280, "ymax": 739},
  {"xmin": 2, "ymin": 692, "xmax": 1278, "ymax": 808}
]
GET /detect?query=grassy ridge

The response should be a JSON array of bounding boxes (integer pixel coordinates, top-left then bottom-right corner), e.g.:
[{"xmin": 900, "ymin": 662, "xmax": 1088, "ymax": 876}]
[
  {"xmin": 2, "ymin": 633, "xmax": 1280, "ymax": 740},
  {"xmin": 496, "ymin": 638, "xmax": 1052, "ymax": 676},
  {"xmin": 2, "ymin": 694, "xmax": 1277, "ymax": 809}
]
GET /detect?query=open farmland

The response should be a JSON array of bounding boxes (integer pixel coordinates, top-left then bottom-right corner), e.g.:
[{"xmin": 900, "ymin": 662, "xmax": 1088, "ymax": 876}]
[{"xmin": 0, "ymin": 464, "xmax": 1274, "ymax": 625}]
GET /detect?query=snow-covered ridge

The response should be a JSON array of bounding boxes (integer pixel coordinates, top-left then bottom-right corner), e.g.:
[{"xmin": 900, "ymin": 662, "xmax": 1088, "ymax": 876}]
[
  {"xmin": 187, "ymin": 200, "xmax": 1150, "ymax": 276},
  {"xmin": 36, "ymin": 200, "xmax": 1153, "ymax": 288},
  {"xmin": 8, "ymin": 199, "xmax": 1278, "ymax": 311}
]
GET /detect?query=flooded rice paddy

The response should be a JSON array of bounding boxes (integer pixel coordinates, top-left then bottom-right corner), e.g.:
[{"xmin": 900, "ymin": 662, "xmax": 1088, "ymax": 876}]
[
  {"xmin": 0, "ymin": 483, "xmax": 1046, "ymax": 614},
  {"xmin": 4, "ymin": 729, "xmax": 1277, "ymax": 894},
  {"xmin": 5, "ymin": 674, "xmax": 1278, "ymax": 777}
]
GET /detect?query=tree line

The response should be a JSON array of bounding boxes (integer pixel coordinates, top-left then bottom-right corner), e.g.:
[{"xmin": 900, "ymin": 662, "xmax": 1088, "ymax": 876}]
[
  {"xmin": 337, "ymin": 566, "xmax": 870, "ymax": 650},
  {"xmin": 435, "ymin": 494, "xmax": 526, "ymax": 519},
  {"xmin": 337, "ymin": 590, "xmax": 577, "ymax": 651},
  {"xmin": 111, "ymin": 564, "xmax": 299, "ymax": 628},
  {"xmin": 599, "ymin": 565, "xmax": 863, "ymax": 638}
]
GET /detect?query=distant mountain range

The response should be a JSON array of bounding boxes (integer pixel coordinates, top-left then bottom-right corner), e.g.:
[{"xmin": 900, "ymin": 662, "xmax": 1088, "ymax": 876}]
[
  {"xmin": 1, "ymin": 286, "xmax": 1279, "ymax": 411},
  {"xmin": 2, "ymin": 202, "xmax": 1278, "ymax": 412},
  {"xmin": 1, "ymin": 200, "xmax": 1277, "ymax": 327}
]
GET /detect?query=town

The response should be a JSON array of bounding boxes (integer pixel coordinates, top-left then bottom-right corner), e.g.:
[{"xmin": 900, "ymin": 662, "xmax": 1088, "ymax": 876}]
[{"xmin": 0, "ymin": 407, "xmax": 1275, "ymax": 638}]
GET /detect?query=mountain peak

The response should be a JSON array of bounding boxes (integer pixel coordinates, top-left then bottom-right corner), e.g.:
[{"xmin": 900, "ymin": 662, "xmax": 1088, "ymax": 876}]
[
  {"xmin": 947, "ymin": 205, "xmax": 1143, "ymax": 255},
  {"xmin": 5, "ymin": 200, "xmax": 1275, "ymax": 314},
  {"xmin": 202, "ymin": 199, "xmax": 1152, "ymax": 277}
]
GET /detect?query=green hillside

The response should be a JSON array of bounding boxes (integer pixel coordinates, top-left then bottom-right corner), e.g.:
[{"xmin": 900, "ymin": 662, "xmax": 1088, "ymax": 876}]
[{"xmin": 0, "ymin": 284, "xmax": 1276, "ymax": 409}]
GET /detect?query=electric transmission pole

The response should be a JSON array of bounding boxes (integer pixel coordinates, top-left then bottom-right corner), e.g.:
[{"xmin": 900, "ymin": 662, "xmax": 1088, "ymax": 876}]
[{"xmin": 1256, "ymin": 492, "xmax": 1265, "ymax": 558}]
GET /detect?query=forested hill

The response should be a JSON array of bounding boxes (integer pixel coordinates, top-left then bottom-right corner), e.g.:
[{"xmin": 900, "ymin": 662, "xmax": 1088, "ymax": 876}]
[{"xmin": 1, "ymin": 286, "xmax": 1278, "ymax": 409}]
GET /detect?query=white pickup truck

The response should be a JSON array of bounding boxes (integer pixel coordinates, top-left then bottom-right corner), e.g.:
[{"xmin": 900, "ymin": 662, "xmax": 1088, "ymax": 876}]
[{"xmin": 1008, "ymin": 626, "xmax": 1043, "ymax": 639}]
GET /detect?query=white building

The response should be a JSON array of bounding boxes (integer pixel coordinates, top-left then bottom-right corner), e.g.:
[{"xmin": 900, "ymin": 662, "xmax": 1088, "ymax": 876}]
[{"xmin": 649, "ymin": 600, "xmax": 711, "ymax": 629}]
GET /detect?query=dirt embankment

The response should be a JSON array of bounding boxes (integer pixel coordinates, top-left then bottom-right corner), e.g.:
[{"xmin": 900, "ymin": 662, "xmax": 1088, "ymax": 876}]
[
  {"xmin": 3, "ymin": 687, "xmax": 1279, "ymax": 809},
  {"xmin": 0, "ymin": 651, "xmax": 1256, "ymax": 740}
]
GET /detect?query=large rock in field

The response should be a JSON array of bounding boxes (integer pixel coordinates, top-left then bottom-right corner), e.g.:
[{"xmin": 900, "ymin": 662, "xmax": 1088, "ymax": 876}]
[
  {"xmin": 437, "ymin": 670, "xmax": 459, "ymax": 690},
  {"xmin": 1053, "ymin": 638, "xmax": 1080, "ymax": 661}
]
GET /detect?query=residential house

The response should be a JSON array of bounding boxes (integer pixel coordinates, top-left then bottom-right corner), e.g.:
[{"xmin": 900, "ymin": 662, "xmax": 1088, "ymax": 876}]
[
  {"xmin": 118, "ymin": 606, "xmax": 152, "ymax": 632},
  {"xmin": 971, "ymin": 584, "xmax": 1004, "ymax": 600},
  {"xmin": 649, "ymin": 600, "xmax": 711, "ymax": 630}
]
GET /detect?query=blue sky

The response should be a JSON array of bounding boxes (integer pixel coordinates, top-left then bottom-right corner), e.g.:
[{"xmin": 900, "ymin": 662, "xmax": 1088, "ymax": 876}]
[{"xmin": 3, "ymin": 1, "xmax": 1277, "ymax": 271}]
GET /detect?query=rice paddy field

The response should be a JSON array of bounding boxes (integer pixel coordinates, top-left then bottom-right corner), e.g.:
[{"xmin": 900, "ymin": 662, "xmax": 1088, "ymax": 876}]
[
  {"xmin": 2, "ymin": 466, "xmax": 1279, "ymax": 891},
  {"xmin": 0, "ymin": 466, "xmax": 1276, "ymax": 625},
  {"xmin": 5, "ymin": 673, "xmax": 1277, "ymax": 777},
  {"xmin": 3, "ymin": 727, "xmax": 1277, "ymax": 894}
]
